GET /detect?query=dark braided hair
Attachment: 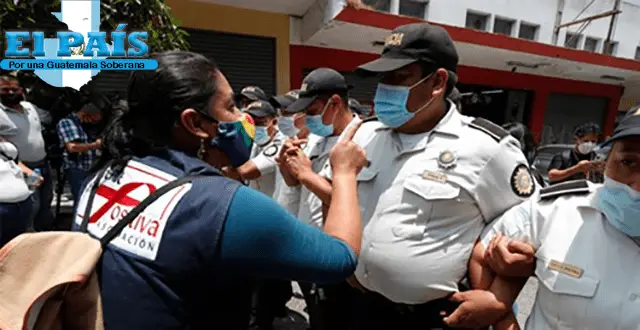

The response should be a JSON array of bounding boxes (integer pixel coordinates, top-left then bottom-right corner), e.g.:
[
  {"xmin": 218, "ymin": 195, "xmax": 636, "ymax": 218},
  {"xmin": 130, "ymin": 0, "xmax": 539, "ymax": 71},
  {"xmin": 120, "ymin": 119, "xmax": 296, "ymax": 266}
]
[{"xmin": 93, "ymin": 51, "xmax": 219, "ymax": 174}]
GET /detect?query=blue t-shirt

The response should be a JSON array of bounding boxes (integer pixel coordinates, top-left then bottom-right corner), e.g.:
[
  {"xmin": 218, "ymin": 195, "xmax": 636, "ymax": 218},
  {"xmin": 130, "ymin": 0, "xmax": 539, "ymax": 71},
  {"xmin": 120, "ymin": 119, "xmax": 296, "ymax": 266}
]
[{"xmin": 73, "ymin": 150, "xmax": 356, "ymax": 329}]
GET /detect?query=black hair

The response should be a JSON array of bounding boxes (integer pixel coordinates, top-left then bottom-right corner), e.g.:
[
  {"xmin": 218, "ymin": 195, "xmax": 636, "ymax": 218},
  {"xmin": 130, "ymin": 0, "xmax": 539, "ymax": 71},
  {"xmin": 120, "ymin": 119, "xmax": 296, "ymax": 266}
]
[
  {"xmin": 502, "ymin": 122, "xmax": 537, "ymax": 164},
  {"xmin": 93, "ymin": 51, "xmax": 219, "ymax": 174},
  {"xmin": 448, "ymin": 87, "xmax": 462, "ymax": 111},
  {"xmin": 574, "ymin": 122, "xmax": 601, "ymax": 138}
]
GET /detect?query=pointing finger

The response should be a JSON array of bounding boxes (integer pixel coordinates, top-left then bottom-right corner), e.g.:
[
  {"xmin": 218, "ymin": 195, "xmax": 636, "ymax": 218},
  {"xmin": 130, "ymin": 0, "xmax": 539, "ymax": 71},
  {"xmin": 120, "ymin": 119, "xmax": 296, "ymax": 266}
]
[{"xmin": 342, "ymin": 119, "xmax": 363, "ymax": 142}]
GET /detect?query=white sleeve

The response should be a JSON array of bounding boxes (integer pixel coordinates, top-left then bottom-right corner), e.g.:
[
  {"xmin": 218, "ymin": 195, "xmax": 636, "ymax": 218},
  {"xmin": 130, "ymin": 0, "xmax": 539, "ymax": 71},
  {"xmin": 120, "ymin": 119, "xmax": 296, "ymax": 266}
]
[
  {"xmin": 475, "ymin": 136, "xmax": 538, "ymax": 222},
  {"xmin": 251, "ymin": 140, "xmax": 282, "ymax": 175}
]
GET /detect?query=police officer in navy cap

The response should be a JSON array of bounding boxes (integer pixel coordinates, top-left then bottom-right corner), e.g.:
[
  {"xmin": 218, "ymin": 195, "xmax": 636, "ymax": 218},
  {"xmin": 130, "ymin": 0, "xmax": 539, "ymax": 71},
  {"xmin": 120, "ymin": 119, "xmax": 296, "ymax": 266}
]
[
  {"xmin": 319, "ymin": 23, "xmax": 537, "ymax": 329},
  {"xmin": 72, "ymin": 51, "xmax": 369, "ymax": 330},
  {"xmin": 236, "ymin": 85, "xmax": 268, "ymax": 109},
  {"xmin": 348, "ymin": 98, "xmax": 372, "ymax": 118}
]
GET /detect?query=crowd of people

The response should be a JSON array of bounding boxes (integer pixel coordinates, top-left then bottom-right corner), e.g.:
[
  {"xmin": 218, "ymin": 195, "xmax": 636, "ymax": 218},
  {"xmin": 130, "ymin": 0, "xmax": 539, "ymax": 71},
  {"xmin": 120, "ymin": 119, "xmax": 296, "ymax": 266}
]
[{"xmin": 0, "ymin": 22, "xmax": 639, "ymax": 330}]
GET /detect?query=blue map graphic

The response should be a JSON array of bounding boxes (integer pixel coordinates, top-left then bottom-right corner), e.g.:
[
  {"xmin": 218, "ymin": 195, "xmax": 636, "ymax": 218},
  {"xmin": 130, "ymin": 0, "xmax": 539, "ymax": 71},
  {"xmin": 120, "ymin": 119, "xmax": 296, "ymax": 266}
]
[{"xmin": 33, "ymin": 0, "xmax": 107, "ymax": 89}]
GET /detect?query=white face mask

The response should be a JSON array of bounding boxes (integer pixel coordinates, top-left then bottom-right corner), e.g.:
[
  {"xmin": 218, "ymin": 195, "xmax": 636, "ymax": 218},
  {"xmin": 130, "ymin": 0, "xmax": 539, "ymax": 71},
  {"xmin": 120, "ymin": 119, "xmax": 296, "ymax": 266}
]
[
  {"xmin": 577, "ymin": 142, "xmax": 596, "ymax": 154},
  {"xmin": 277, "ymin": 116, "xmax": 299, "ymax": 137},
  {"xmin": 254, "ymin": 126, "xmax": 270, "ymax": 145}
]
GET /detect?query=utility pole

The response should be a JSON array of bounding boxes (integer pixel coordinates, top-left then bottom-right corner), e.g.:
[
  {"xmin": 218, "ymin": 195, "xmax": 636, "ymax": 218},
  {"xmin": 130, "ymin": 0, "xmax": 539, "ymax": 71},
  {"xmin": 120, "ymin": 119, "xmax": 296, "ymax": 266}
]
[
  {"xmin": 552, "ymin": 0, "xmax": 566, "ymax": 45},
  {"xmin": 603, "ymin": 0, "xmax": 622, "ymax": 55}
]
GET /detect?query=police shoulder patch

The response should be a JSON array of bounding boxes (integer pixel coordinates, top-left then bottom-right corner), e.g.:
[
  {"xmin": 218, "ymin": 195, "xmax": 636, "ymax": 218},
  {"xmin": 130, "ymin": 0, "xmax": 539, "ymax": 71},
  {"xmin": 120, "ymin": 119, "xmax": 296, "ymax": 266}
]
[
  {"xmin": 468, "ymin": 118, "xmax": 509, "ymax": 142},
  {"xmin": 263, "ymin": 144, "xmax": 279, "ymax": 157},
  {"xmin": 510, "ymin": 164, "xmax": 535, "ymax": 198},
  {"xmin": 539, "ymin": 180, "xmax": 590, "ymax": 201}
]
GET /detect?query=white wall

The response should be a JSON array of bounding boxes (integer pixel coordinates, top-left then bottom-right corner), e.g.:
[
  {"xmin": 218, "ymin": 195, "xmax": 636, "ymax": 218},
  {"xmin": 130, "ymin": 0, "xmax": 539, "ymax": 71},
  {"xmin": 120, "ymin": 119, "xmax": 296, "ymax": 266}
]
[{"xmin": 371, "ymin": 0, "xmax": 639, "ymax": 59}]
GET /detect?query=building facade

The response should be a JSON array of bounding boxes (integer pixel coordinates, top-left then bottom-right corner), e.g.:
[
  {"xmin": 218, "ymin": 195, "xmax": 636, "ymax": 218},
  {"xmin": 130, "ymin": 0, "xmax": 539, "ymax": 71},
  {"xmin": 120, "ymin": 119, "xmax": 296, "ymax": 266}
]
[{"xmin": 88, "ymin": 0, "xmax": 640, "ymax": 144}]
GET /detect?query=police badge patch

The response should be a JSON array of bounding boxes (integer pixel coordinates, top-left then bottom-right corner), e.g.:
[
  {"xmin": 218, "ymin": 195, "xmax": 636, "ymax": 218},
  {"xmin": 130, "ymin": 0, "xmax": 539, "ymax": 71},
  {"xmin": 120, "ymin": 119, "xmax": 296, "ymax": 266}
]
[
  {"xmin": 437, "ymin": 150, "xmax": 457, "ymax": 169},
  {"xmin": 263, "ymin": 144, "xmax": 279, "ymax": 157},
  {"xmin": 510, "ymin": 164, "xmax": 534, "ymax": 197}
]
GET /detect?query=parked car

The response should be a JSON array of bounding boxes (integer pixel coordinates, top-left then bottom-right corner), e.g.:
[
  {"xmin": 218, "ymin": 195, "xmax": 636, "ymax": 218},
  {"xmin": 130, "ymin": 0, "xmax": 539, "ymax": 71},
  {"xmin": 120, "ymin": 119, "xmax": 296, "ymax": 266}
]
[{"xmin": 532, "ymin": 144, "xmax": 574, "ymax": 185}]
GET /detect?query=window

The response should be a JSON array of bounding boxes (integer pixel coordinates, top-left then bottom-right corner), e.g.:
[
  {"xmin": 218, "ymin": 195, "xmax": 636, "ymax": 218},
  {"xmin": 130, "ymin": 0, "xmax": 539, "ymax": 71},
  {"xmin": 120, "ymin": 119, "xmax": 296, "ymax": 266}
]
[
  {"xmin": 603, "ymin": 41, "xmax": 618, "ymax": 56},
  {"xmin": 465, "ymin": 11, "xmax": 490, "ymax": 31},
  {"xmin": 399, "ymin": 0, "xmax": 428, "ymax": 19},
  {"xmin": 584, "ymin": 37, "xmax": 600, "ymax": 52},
  {"xmin": 493, "ymin": 17, "xmax": 515, "ymax": 36},
  {"xmin": 362, "ymin": 0, "xmax": 391, "ymax": 12},
  {"xmin": 564, "ymin": 32, "xmax": 582, "ymax": 49},
  {"xmin": 635, "ymin": 46, "xmax": 640, "ymax": 60},
  {"xmin": 518, "ymin": 22, "xmax": 539, "ymax": 40}
]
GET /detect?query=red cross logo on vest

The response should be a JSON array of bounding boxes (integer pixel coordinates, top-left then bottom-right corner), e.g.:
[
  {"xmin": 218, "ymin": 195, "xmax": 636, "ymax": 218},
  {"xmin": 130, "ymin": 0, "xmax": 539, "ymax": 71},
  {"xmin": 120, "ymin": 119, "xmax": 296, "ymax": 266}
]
[{"xmin": 89, "ymin": 182, "xmax": 157, "ymax": 223}]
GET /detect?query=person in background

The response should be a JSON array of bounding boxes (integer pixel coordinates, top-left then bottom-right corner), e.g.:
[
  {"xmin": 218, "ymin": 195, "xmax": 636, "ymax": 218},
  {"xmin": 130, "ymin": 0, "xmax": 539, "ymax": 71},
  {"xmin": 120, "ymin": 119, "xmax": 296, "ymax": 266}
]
[
  {"xmin": 222, "ymin": 100, "xmax": 284, "ymax": 198},
  {"xmin": 502, "ymin": 122, "xmax": 546, "ymax": 187},
  {"xmin": 270, "ymin": 89, "xmax": 321, "ymax": 216},
  {"xmin": 0, "ymin": 140, "xmax": 34, "ymax": 247},
  {"xmin": 0, "ymin": 75, "xmax": 53, "ymax": 232},
  {"xmin": 236, "ymin": 86, "xmax": 268, "ymax": 109},
  {"xmin": 548, "ymin": 122, "xmax": 603, "ymax": 184},
  {"xmin": 449, "ymin": 87, "xmax": 463, "ymax": 112},
  {"xmin": 348, "ymin": 98, "xmax": 372, "ymax": 118},
  {"xmin": 74, "ymin": 51, "xmax": 367, "ymax": 330},
  {"xmin": 56, "ymin": 103, "xmax": 103, "ymax": 208},
  {"xmin": 278, "ymin": 68, "xmax": 368, "ymax": 330}
]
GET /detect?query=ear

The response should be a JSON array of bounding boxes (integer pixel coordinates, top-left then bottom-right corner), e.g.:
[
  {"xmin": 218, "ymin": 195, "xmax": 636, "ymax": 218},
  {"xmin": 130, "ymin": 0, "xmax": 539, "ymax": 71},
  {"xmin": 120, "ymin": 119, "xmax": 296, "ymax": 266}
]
[
  {"xmin": 180, "ymin": 109, "xmax": 211, "ymax": 139},
  {"xmin": 431, "ymin": 68, "xmax": 448, "ymax": 98}
]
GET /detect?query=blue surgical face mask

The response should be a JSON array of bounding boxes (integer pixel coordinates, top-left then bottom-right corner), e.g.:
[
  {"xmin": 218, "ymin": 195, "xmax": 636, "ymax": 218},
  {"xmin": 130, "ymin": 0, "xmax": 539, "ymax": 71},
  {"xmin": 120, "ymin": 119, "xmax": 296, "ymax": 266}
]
[
  {"xmin": 254, "ymin": 126, "xmax": 270, "ymax": 145},
  {"xmin": 278, "ymin": 116, "xmax": 299, "ymax": 137},
  {"xmin": 597, "ymin": 175, "xmax": 640, "ymax": 237},
  {"xmin": 306, "ymin": 101, "xmax": 334, "ymax": 137},
  {"xmin": 373, "ymin": 74, "xmax": 434, "ymax": 128}
]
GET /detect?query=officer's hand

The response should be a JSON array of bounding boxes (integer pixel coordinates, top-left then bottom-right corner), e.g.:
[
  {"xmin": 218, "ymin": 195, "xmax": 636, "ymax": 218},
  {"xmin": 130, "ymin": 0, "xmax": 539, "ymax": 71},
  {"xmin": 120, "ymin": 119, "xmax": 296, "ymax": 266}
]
[
  {"xmin": 442, "ymin": 290, "xmax": 509, "ymax": 329},
  {"xmin": 329, "ymin": 120, "xmax": 367, "ymax": 175},
  {"xmin": 485, "ymin": 234, "xmax": 536, "ymax": 277},
  {"xmin": 221, "ymin": 166, "xmax": 242, "ymax": 181},
  {"xmin": 277, "ymin": 137, "xmax": 307, "ymax": 163},
  {"xmin": 283, "ymin": 148, "xmax": 313, "ymax": 180}
]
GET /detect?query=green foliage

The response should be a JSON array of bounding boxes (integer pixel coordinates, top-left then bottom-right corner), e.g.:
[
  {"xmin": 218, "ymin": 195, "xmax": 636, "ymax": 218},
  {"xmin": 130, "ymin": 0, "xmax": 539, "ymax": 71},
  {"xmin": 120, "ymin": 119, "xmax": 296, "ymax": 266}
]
[{"xmin": 100, "ymin": 0, "xmax": 189, "ymax": 52}]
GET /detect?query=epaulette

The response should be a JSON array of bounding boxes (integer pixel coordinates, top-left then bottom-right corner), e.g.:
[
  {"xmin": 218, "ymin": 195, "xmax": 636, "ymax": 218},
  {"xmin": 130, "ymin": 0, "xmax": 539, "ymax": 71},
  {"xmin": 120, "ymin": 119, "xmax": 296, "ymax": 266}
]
[
  {"xmin": 362, "ymin": 116, "xmax": 378, "ymax": 123},
  {"xmin": 539, "ymin": 180, "xmax": 590, "ymax": 201},
  {"xmin": 468, "ymin": 118, "xmax": 509, "ymax": 142}
]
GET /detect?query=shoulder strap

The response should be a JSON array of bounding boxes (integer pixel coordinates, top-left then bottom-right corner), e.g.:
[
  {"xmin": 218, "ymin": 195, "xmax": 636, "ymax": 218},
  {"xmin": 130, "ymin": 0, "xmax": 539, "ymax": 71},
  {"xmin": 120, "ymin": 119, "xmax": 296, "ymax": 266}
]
[
  {"xmin": 98, "ymin": 175, "xmax": 201, "ymax": 246},
  {"xmin": 362, "ymin": 116, "xmax": 378, "ymax": 123},
  {"xmin": 468, "ymin": 118, "xmax": 509, "ymax": 142},
  {"xmin": 539, "ymin": 180, "xmax": 590, "ymax": 201}
]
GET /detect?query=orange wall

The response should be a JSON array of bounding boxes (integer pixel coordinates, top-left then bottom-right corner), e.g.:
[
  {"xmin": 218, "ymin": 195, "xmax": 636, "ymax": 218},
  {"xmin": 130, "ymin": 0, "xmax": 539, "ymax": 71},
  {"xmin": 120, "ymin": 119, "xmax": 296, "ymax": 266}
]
[
  {"xmin": 165, "ymin": 0, "xmax": 290, "ymax": 93},
  {"xmin": 290, "ymin": 45, "xmax": 623, "ymax": 140}
]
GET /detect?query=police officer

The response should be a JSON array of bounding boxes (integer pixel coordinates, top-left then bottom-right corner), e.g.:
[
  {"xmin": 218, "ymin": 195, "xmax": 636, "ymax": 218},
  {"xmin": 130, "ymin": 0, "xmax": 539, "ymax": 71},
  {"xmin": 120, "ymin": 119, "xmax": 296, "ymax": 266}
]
[
  {"xmin": 548, "ymin": 122, "xmax": 603, "ymax": 184},
  {"xmin": 223, "ymin": 100, "xmax": 284, "ymax": 198},
  {"xmin": 456, "ymin": 107, "xmax": 640, "ymax": 329},
  {"xmin": 236, "ymin": 86, "xmax": 269, "ymax": 109},
  {"xmin": 348, "ymin": 98, "xmax": 372, "ymax": 118},
  {"xmin": 270, "ymin": 90, "xmax": 321, "ymax": 216},
  {"xmin": 279, "ymin": 68, "xmax": 376, "ymax": 330},
  {"xmin": 325, "ymin": 23, "xmax": 536, "ymax": 329},
  {"xmin": 72, "ymin": 51, "xmax": 368, "ymax": 330}
]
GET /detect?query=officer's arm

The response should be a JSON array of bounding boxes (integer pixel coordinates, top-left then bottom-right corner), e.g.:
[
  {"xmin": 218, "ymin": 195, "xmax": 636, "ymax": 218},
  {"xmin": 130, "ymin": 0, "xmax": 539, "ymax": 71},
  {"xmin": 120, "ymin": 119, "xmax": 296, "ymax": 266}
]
[
  {"xmin": 233, "ymin": 145, "xmax": 279, "ymax": 181},
  {"xmin": 298, "ymin": 171, "xmax": 333, "ymax": 205},
  {"xmin": 232, "ymin": 160, "xmax": 262, "ymax": 180},
  {"xmin": 218, "ymin": 186, "xmax": 358, "ymax": 283}
]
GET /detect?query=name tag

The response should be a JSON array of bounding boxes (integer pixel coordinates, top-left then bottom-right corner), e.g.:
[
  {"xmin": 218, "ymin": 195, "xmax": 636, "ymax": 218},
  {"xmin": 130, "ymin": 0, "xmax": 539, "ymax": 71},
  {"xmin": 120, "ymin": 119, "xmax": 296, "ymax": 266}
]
[
  {"xmin": 548, "ymin": 260, "xmax": 583, "ymax": 279},
  {"xmin": 422, "ymin": 170, "xmax": 447, "ymax": 183}
]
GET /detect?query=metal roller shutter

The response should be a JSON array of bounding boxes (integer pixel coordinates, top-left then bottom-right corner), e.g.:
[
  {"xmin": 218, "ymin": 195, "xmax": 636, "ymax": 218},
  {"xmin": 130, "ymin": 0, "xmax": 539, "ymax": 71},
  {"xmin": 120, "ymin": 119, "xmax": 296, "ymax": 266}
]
[
  {"xmin": 541, "ymin": 93, "xmax": 608, "ymax": 145},
  {"xmin": 89, "ymin": 29, "xmax": 276, "ymax": 97},
  {"xmin": 302, "ymin": 69, "xmax": 378, "ymax": 103}
]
